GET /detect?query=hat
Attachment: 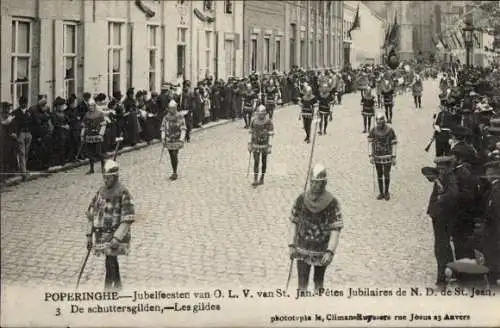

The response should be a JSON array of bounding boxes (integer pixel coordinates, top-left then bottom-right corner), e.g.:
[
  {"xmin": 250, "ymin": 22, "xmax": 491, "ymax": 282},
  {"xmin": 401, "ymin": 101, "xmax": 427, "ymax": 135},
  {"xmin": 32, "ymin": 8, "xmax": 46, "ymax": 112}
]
[
  {"xmin": 95, "ymin": 93, "xmax": 106, "ymax": 102},
  {"xmin": 103, "ymin": 159, "xmax": 119, "ymax": 175},
  {"xmin": 434, "ymin": 156, "xmax": 454, "ymax": 167},
  {"xmin": 484, "ymin": 143, "xmax": 500, "ymax": 169},
  {"xmin": 168, "ymin": 100, "xmax": 177, "ymax": 108},
  {"xmin": 488, "ymin": 118, "xmax": 500, "ymax": 135},
  {"xmin": 446, "ymin": 259, "xmax": 489, "ymax": 275},
  {"xmin": 161, "ymin": 83, "xmax": 170, "ymax": 90},
  {"xmin": 451, "ymin": 125, "xmax": 471, "ymax": 138},
  {"xmin": 451, "ymin": 143, "xmax": 475, "ymax": 161},
  {"xmin": 256, "ymin": 104, "xmax": 266, "ymax": 114},
  {"xmin": 310, "ymin": 164, "xmax": 327, "ymax": 181},
  {"xmin": 113, "ymin": 91, "xmax": 123, "ymax": 100},
  {"xmin": 421, "ymin": 166, "xmax": 439, "ymax": 179},
  {"xmin": 53, "ymin": 96, "xmax": 66, "ymax": 106}
]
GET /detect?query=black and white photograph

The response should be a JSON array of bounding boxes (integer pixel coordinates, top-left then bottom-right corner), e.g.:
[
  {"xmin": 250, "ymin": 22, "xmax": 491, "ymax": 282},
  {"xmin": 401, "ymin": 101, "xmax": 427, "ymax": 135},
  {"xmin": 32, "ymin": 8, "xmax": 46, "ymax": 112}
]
[{"xmin": 1, "ymin": 0, "xmax": 500, "ymax": 326}]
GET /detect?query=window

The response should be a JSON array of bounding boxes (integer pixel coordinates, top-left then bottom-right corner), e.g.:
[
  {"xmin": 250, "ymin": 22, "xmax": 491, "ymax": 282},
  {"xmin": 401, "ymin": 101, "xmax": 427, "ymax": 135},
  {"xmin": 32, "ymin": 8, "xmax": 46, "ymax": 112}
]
[
  {"xmin": 251, "ymin": 39, "xmax": 257, "ymax": 72},
  {"xmin": 263, "ymin": 38, "xmax": 270, "ymax": 73},
  {"xmin": 309, "ymin": 40, "xmax": 313, "ymax": 67},
  {"xmin": 225, "ymin": 0, "xmax": 233, "ymax": 14},
  {"xmin": 275, "ymin": 40, "xmax": 281, "ymax": 71},
  {"xmin": 224, "ymin": 39, "xmax": 235, "ymax": 77},
  {"xmin": 203, "ymin": 0, "xmax": 213, "ymax": 11},
  {"xmin": 319, "ymin": 39, "xmax": 323, "ymax": 67},
  {"xmin": 107, "ymin": 22, "xmax": 123, "ymax": 96},
  {"xmin": 63, "ymin": 23, "xmax": 77, "ymax": 99},
  {"xmin": 300, "ymin": 39, "xmax": 306, "ymax": 67},
  {"xmin": 11, "ymin": 19, "xmax": 31, "ymax": 107},
  {"xmin": 177, "ymin": 28, "xmax": 187, "ymax": 78},
  {"xmin": 148, "ymin": 25, "xmax": 159, "ymax": 91},
  {"xmin": 205, "ymin": 31, "xmax": 212, "ymax": 75},
  {"xmin": 290, "ymin": 24, "xmax": 296, "ymax": 69}
]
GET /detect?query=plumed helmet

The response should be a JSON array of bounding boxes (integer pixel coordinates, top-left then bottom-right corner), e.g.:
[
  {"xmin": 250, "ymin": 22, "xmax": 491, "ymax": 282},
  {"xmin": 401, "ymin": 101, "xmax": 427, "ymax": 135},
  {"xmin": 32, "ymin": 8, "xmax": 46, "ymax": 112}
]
[
  {"xmin": 103, "ymin": 159, "xmax": 119, "ymax": 174},
  {"xmin": 310, "ymin": 164, "xmax": 327, "ymax": 181},
  {"xmin": 168, "ymin": 100, "xmax": 177, "ymax": 108}
]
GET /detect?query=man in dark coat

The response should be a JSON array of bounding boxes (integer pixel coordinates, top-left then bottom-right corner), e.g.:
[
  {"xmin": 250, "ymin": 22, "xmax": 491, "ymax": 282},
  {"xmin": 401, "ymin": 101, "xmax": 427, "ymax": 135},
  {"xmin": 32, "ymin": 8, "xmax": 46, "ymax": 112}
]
[{"xmin": 424, "ymin": 156, "xmax": 459, "ymax": 286}]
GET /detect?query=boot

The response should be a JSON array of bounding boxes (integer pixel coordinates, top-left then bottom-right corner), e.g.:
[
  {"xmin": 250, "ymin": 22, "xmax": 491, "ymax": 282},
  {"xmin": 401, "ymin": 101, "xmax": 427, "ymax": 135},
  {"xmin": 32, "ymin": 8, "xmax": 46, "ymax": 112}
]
[
  {"xmin": 251, "ymin": 173, "xmax": 259, "ymax": 186},
  {"xmin": 86, "ymin": 163, "xmax": 95, "ymax": 175},
  {"xmin": 259, "ymin": 174, "xmax": 265, "ymax": 185},
  {"xmin": 169, "ymin": 173, "xmax": 178, "ymax": 180}
]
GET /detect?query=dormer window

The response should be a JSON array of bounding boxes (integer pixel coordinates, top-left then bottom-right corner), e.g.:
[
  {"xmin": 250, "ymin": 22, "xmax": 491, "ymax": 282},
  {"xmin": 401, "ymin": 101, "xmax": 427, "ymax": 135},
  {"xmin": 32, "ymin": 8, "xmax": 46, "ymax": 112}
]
[{"xmin": 203, "ymin": 0, "xmax": 213, "ymax": 11}]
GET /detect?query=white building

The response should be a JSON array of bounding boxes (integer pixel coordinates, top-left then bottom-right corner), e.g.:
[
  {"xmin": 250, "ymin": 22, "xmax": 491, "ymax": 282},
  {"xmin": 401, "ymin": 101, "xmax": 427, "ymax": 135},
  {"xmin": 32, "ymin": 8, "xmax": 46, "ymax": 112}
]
[{"xmin": 1, "ymin": 0, "xmax": 244, "ymax": 107}]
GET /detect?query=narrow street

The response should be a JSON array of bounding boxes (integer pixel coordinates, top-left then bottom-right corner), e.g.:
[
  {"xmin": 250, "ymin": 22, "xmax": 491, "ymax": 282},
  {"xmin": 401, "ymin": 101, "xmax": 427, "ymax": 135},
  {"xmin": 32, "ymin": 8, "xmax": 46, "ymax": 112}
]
[{"xmin": 1, "ymin": 80, "xmax": 440, "ymax": 289}]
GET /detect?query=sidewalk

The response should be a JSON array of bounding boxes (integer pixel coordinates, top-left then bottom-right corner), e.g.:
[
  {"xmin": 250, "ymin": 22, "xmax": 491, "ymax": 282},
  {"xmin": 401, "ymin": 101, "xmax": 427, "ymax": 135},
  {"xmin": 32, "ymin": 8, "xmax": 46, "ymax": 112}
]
[
  {"xmin": 1, "ymin": 118, "xmax": 232, "ymax": 188},
  {"xmin": 1, "ymin": 104, "xmax": 297, "ymax": 189}
]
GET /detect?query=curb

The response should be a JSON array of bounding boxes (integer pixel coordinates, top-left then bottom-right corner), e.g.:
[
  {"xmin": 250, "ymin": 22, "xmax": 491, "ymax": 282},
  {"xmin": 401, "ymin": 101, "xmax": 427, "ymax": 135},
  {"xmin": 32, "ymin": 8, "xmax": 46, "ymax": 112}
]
[
  {"xmin": 0, "ymin": 118, "xmax": 233, "ymax": 189},
  {"xmin": 0, "ymin": 104, "xmax": 296, "ymax": 189}
]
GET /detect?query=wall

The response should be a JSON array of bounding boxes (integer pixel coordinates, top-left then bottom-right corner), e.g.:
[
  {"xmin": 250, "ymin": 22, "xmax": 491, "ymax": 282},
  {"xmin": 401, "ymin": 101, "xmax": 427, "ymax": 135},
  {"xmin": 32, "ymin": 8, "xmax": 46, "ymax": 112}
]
[
  {"xmin": 1, "ymin": 0, "xmax": 244, "ymax": 107},
  {"xmin": 242, "ymin": 1, "xmax": 286, "ymax": 75}
]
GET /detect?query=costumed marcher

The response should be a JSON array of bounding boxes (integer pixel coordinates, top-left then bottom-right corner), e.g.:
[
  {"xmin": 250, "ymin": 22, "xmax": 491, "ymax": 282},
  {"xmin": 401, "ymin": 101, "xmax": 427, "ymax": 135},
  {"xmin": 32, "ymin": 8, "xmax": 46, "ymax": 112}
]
[
  {"xmin": 248, "ymin": 105, "xmax": 274, "ymax": 187},
  {"xmin": 336, "ymin": 74, "xmax": 344, "ymax": 105},
  {"xmin": 361, "ymin": 86, "xmax": 376, "ymax": 133},
  {"xmin": 264, "ymin": 79, "xmax": 280, "ymax": 120},
  {"xmin": 242, "ymin": 83, "xmax": 258, "ymax": 129},
  {"xmin": 368, "ymin": 113, "xmax": 398, "ymax": 200},
  {"xmin": 264, "ymin": 79, "xmax": 279, "ymax": 120},
  {"xmin": 381, "ymin": 78, "xmax": 395, "ymax": 123},
  {"xmin": 160, "ymin": 100, "xmax": 186, "ymax": 180},
  {"xmin": 299, "ymin": 86, "xmax": 317, "ymax": 144},
  {"xmin": 81, "ymin": 98, "xmax": 106, "ymax": 174},
  {"xmin": 423, "ymin": 156, "xmax": 459, "ymax": 286},
  {"xmin": 376, "ymin": 75, "xmax": 383, "ymax": 108},
  {"xmin": 412, "ymin": 74, "xmax": 423, "ymax": 109},
  {"xmin": 317, "ymin": 84, "xmax": 333, "ymax": 136},
  {"xmin": 288, "ymin": 164, "xmax": 343, "ymax": 293},
  {"xmin": 86, "ymin": 159, "xmax": 135, "ymax": 291}
]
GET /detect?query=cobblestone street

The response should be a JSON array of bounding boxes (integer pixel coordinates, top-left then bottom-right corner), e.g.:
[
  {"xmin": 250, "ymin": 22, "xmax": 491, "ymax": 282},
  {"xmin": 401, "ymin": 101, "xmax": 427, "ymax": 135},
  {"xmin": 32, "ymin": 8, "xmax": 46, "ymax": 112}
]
[{"xmin": 1, "ymin": 81, "xmax": 441, "ymax": 289}]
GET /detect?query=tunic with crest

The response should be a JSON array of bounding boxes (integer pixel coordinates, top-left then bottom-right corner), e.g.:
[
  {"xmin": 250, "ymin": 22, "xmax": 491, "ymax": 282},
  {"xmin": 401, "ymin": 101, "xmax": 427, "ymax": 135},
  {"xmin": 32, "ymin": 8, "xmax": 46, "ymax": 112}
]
[
  {"xmin": 290, "ymin": 192, "xmax": 343, "ymax": 266},
  {"xmin": 265, "ymin": 86, "xmax": 278, "ymax": 105},
  {"xmin": 301, "ymin": 96, "xmax": 317, "ymax": 118},
  {"xmin": 381, "ymin": 84, "xmax": 395, "ymax": 106},
  {"xmin": 242, "ymin": 91, "xmax": 257, "ymax": 113},
  {"xmin": 249, "ymin": 117, "xmax": 274, "ymax": 153},
  {"xmin": 317, "ymin": 92, "xmax": 333, "ymax": 114},
  {"xmin": 160, "ymin": 113, "xmax": 185, "ymax": 150},
  {"xmin": 368, "ymin": 125, "xmax": 397, "ymax": 164},
  {"xmin": 86, "ymin": 182, "xmax": 135, "ymax": 256},
  {"xmin": 361, "ymin": 94, "xmax": 375, "ymax": 117},
  {"xmin": 83, "ymin": 110, "xmax": 106, "ymax": 144}
]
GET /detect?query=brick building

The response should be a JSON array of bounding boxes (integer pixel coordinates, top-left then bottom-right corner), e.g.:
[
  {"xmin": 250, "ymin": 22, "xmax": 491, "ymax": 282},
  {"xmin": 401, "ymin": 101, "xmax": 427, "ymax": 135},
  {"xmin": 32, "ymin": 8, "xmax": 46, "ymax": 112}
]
[
  {"xmin": 1, "ymin": 0, "xmax": 244, "ymax": 107},
  {"xmin": 242, "ymin": 0, "xmax": 344, "ymax": 75}
]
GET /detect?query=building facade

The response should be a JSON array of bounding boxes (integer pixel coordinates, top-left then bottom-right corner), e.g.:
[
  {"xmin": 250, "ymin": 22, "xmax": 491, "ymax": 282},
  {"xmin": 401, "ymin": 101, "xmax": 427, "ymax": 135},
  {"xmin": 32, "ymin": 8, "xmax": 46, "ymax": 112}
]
[
  {"xmin": 242, "ymin": 0, "xmax": 344, "ymax": 75},
  {"xmin": 439, "ymin": 1, "xmax": 499, "ymax": 67},
  {"xmin": 364, "ymin": 1, "xmax": 442, "ymax": 61},
  {"xmin": 349, "ymin": 2, "xmax": 386, "ymax": 67},
  {"xmin": 342, "ymin": 1, "xmax": 356, "ymax": 66},
  {"xmin": 1, "ymin": 0, "xmax": 244, "ymax": 107}
]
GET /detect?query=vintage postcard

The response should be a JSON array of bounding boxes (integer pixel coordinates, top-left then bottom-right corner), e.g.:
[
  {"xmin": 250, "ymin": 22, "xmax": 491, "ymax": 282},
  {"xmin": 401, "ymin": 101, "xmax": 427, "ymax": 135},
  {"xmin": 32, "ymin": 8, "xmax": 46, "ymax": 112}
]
[{"xmin": 1, "ymin": 0, "xmax": 500, "ymax": 327}]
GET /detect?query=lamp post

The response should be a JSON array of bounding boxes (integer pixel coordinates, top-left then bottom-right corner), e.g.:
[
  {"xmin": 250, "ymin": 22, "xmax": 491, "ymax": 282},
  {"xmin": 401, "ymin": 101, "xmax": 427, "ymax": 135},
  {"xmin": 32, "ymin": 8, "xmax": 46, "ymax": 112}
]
[{"xmin": 462, "ymin": 19, "xmax": 474, "ymax": 67}]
